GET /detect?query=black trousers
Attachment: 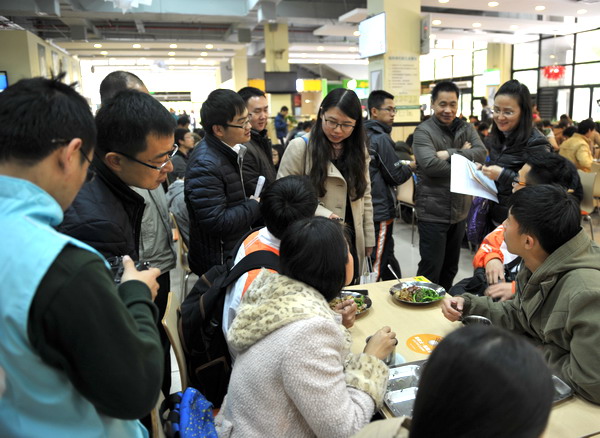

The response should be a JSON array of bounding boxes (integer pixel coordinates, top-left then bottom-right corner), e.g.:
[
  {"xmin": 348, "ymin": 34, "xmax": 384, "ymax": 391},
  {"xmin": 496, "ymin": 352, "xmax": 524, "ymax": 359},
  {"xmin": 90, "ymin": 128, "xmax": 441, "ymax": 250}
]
[
  {"xmin": 370, "ymin": 219, "xmax": 401, "ymax": 281},
  {"xmin": 154, "ymin": 271, "xmax": 172, "ymax": 396},
  {"xmin": 417, "ymin": 220, "xmax": 465, "ymax": 291}
]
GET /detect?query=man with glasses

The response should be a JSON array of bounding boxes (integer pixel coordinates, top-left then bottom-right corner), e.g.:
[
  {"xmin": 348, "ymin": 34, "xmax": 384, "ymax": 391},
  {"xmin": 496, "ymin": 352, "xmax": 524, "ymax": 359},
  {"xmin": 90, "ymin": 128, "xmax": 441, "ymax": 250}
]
[
  {"xmin": 238, "ymin": 87, "xmax": 277, "ymax": 195},
  {"xmin": 185, "ymin": 89, "xmax": 262, "ymax": 276},
  {"xmin": 365, "ymin": 90, "xmax": 414, "ymax": 281},
  {"xmin": 413, "ymin": 81, "xmax": 486, "ymax": 291},
  {"xmin": 0, "ymin": 77, "xmax": 163, "ymax": 436}
]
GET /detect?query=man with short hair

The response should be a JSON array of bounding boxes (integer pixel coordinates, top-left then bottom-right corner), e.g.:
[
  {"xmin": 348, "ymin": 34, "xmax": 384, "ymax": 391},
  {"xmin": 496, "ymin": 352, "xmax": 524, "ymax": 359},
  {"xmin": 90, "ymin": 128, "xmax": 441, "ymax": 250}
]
[
  {"xmin": 559, "ymin": 118, "xmax": 596, "ymax": 172},
  {"xmin": 365, "ymin": 90, "xmax": 413, "ymax": 280},
  {"xmin": 185, "ymin": 89, "xmax": 262, "ymax": 276},
  {"xmin": 275, "ymin": 105, "xmax": 289, "ymax": 145},
  {"xmin": 413, "ymin": 81, "xmax": 487, "ymax": 290},
  {"xmin": 177, "ymin": 115, "xmax": 191, "ymax": 130},
  {"xmin": 442, "ymin": 184, "xmax": 600, "ymax": 404},
  {"xmin": 99, "ymin": 70, "xmax": 149, "ymax": 102},
  {"xmin": 0, "ymin": 76, "xmax": 162, "ymax": 436},
  {"xmin": 169, "ymin": 127, "xmax": 195, "ymax": 183},
  {"xmin": 238, "ymin": 86, "xmax": 276, "ymax": 195}
]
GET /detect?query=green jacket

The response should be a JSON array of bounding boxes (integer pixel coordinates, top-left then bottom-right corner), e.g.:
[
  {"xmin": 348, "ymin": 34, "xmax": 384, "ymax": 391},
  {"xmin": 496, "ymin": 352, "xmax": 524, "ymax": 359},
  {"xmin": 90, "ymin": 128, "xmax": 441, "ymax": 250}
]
[{"xmin": 462, "ymin": 229, "xmax": 600, "ymax": 404}]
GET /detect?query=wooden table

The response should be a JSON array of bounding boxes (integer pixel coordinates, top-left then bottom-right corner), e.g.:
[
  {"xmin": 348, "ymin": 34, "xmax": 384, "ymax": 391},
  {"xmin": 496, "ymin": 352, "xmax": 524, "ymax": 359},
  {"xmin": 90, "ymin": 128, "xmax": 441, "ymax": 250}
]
[{"xmin": 345, "ymin": 280, "xmax": 600, "ymax": 438}]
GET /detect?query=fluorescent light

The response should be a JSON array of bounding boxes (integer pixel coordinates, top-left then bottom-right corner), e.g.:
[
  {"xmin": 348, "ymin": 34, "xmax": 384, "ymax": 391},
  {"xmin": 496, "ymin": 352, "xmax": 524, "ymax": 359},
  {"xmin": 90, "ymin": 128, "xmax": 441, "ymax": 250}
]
[
  {"xmin": 488, "ymin": 1, "xmax": 499, "ymax": 6},
  {"xmin": 200, "ymin": 52, "xmax": 208, "ymax": 56},
  {"xmin": 205, "ymin": 44, "xmax": 214, "ymax": 49},
  {"xmin": 169, "ymin": 43, "xmax": 177, "ymax": 48},
  {"xmin": 132, "ymin": 43, "xmax": 141, "ymax": 48},
  {"xmin": 438, "ymin": 0, "xmax": 449, "ymax": 3},
  {"xmin": 472, "ymin": 22, "xmax": 482, "ymax": 28},
  {"xmin": 432, "ymin": 19, "xmax": 442, "ymax": 26},
  {"xmin": 168, "ymin": 51, "xmax": 176, "ymax": 56},
  {"xmin": 353, "ymin": 30, "xmax": 360, "ymax": 36},
  {"xmin": 100, "ymin": 51, "xmax": 108, "ymax": 55},
  {"xmin": 317, "ymin": 46, "xmax": 324, "ymax": 51},
  {"xmin": 94, "ymin": 43, "xmax": 102, "ymax": 48},
  {"xmin": 510, "ymin": 24, "xmax": 519, "ymax": 30},
  {"xmin": 535, "ymin": 5, "xmax": 545, "ymax": 11},
  {"xmin": 577, "ymin": 9, "xmax": 587, "ymax": 14}
]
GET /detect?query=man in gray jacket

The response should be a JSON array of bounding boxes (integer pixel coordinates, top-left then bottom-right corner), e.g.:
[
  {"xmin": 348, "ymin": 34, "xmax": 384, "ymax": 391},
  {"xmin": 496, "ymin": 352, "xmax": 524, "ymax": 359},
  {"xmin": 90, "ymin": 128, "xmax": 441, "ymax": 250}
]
[
  {"xmin": 365, "ymin": 90, "xmax": 413, "ymax": 280},
  {"xmin": 413, "ymin": 81, "xmax": 486, "ymax": 290}
]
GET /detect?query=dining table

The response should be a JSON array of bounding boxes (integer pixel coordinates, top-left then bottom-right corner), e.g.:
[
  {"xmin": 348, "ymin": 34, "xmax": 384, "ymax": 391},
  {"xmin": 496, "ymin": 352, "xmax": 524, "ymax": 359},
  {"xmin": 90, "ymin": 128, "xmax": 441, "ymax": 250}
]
[{"xmin": 344, "ymin": 279, "xmax": 600, "ymax": 438}]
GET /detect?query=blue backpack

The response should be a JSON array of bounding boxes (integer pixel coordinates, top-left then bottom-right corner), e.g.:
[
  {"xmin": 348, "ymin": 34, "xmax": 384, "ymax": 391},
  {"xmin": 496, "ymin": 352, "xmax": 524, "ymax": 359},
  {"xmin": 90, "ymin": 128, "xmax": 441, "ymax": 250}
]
[{"xmin": 161, "ymin": 387, "xmax": 218, "ymax": 438}]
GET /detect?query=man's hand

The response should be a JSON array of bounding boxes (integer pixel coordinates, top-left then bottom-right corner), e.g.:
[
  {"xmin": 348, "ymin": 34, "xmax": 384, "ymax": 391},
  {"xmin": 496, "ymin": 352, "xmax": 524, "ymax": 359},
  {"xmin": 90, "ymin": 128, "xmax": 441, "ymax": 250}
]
[
  {"xmin": 485, "ymin": 282, "xmax": 513, "ymax": 301},
  {"xmin": 441, "ymin": 296, "xmax": 465, "ymax": 322},
  {"xmin": 121, "ymin": 255, "xmax": 160, "ymax": 301},
  {"xmin": 333, "ymin": 298, "xmax": 357, "ymax": 329},
  {"xmin": 461, "ymin": 141, "xmax": 472, "ymax": 150},
  {"xmin": 436, "ymin": 150, "xmax": 450, "ymax": 160},
  {"xmin": 249, "ymin": 195, "xmax": 260, "ymax": 202},
  {"xmin": 482, "ymin": 165, "xmax": 503, "ymax": 181},
  {"xmin": 485, "ymin": 258, "xmax": 505, "ymax": 285}
]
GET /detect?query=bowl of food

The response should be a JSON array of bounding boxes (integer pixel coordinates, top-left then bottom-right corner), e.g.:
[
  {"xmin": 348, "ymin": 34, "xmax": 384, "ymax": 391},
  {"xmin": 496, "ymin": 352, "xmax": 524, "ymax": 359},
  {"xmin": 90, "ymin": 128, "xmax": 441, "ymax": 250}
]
[
  {"xmin": 329, "ymin": 291, "xmax": 372, "ymax": 315},
  {"xmin": 389, "ymin": 281, "xmax": 446, "ymax": 305}
]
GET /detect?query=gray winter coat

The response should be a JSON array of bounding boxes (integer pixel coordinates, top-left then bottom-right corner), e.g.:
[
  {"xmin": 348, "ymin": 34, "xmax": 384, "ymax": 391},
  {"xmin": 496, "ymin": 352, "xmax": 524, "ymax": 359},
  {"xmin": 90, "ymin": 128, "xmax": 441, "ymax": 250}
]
[{"xmin": 413, "ymin": 117, "xmax": 487, "ymax": 224}]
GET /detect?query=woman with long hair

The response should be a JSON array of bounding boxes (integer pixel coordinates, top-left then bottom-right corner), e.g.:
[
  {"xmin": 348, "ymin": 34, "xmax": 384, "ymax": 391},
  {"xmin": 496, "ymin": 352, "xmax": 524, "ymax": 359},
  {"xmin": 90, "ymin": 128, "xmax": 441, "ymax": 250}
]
[
  {"xmin": 353, "ymin": 325, "xmax": 555, "ymax": 438},
  {"xmin": 482, "ymin": 80, "xmax": 551, "ymax": 224},
  {"xmin": 277, "ymin": 88, "xmax": 374, "ymax": 279},
  {"xmin": 216, "ymin": 217, "xmax": 397, "ymax": 437}
]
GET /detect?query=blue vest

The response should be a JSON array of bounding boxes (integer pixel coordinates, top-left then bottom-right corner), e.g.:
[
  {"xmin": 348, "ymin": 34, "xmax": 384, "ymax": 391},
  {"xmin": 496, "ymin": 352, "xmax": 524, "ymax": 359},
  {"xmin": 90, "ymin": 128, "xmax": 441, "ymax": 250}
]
[{"xmin": 0, "ymin": 176, "xmax": 148, "ymax": 438}]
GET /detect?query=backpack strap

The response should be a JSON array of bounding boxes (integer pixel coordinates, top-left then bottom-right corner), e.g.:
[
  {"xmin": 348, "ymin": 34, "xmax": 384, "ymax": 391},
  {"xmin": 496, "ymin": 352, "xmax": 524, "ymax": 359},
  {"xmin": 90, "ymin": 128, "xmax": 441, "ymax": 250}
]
[{"xmin": 222, "ymin": 250, "xmax": 280, "ymax": 288}]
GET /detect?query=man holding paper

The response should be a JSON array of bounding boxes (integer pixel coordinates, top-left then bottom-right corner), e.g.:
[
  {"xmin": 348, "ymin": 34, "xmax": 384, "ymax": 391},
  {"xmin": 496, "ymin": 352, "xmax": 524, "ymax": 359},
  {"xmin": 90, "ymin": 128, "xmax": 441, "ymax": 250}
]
[{"xmin": 413, "ymin": 81, "xmax": 486, "ymax": 290}]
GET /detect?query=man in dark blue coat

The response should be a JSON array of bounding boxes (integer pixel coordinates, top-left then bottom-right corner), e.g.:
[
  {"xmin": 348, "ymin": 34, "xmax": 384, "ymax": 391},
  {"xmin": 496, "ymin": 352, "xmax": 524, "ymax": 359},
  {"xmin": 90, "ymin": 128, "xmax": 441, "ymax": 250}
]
[
  {"xmin": 185, "ymin": 89, "xmax": 261, "ymax": 276},
  {"xmin": 365, "ymin": 90, "xmax": 414, "ymax": 281}
]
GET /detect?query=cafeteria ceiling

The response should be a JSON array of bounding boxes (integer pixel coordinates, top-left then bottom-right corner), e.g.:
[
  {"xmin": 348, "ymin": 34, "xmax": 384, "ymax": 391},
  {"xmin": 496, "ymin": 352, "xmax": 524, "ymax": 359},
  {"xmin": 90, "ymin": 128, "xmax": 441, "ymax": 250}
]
[{"xmin": 1, "ymin": 0, "xmax": 599, "ymax": 80}]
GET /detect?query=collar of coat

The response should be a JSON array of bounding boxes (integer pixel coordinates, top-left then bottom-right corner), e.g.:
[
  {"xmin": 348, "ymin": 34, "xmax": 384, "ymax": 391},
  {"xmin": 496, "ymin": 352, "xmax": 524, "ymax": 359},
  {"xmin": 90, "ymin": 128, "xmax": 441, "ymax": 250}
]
[
  {"xmin": 430, "ymin": 115, "xmax": 464, "ymax": 135},
  {"xmin": 227, "ymin": 269, "xmax": 349, "ymax": 352},
  {"xmin": 204, "ymin": 133, "xmax": 240, "ymax": 168},
  {"xmin": 92, "ymin": 154, "xmax": 145, "ymax": 207},
  {"xmin": 365, "ymin": 119, "xmax": 392, "ymax": 134}
]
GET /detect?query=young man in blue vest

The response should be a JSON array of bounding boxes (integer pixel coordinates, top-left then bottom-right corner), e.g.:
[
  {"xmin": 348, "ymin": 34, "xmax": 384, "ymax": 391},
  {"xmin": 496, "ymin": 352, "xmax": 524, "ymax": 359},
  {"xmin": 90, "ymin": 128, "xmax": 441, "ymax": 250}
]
[{"xmin": 0, "ymin": 76, "xmax": 163, "ymax": 437}]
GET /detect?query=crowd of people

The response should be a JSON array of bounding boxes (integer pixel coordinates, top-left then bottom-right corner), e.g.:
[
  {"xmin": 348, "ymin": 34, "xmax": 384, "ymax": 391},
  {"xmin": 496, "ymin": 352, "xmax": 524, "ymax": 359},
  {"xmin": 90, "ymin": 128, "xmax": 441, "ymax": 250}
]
[{"xmin": 1, "ymin": 69, "xmax": 599, "ymax": 438}]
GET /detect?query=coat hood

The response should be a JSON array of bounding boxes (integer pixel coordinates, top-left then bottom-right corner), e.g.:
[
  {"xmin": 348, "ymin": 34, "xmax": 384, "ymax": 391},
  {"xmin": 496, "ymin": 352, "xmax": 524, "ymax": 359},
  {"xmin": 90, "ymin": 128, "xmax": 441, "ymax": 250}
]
[{"xmin": 227, "ymin": 269, "xmax": 346, "ymax": 352}]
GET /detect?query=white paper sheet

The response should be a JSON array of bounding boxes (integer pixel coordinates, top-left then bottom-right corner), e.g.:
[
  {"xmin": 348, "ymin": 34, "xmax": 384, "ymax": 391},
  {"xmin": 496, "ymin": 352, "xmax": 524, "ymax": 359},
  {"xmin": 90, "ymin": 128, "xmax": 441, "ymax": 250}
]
[{"xmin": 450, "ymin": 154, "xmax": 498, "ymax": 203}]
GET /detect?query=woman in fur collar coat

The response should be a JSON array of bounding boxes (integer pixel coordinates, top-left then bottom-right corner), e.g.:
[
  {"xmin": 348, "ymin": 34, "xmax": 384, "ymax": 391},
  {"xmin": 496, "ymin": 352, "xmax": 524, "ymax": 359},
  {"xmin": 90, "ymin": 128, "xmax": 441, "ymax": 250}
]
[{"xmin": 216, "ymin": 217, "xmax": 397, "ymax": 438}]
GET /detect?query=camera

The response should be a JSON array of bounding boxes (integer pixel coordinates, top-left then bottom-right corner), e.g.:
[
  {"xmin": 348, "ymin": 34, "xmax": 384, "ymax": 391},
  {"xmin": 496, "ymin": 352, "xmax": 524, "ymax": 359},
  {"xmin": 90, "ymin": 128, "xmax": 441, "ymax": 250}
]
[{"xmin": 107, "ymin": 256, "xmax": 151, "ymax": 284}]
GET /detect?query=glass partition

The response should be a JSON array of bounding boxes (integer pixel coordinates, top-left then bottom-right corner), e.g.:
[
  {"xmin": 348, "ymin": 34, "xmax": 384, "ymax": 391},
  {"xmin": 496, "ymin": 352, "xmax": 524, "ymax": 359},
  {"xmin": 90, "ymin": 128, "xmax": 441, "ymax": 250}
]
[
  {"xmin": 575, "ymin": 29, "xmax": 600, "ymax": 64},
  {"xmin": 572, "ymin": 88, "xmax": 591, "ymax": 122},
  {"xmin": 513, "ymin": 70, "xmax": 538, "ymax": 94},
  {"xmin": 540, "ymin": 35, "xmax": 574, "ymax": 67},
  {"xmin": 513, "ymin": 41, "xmax": 539, "ymax": 70}
]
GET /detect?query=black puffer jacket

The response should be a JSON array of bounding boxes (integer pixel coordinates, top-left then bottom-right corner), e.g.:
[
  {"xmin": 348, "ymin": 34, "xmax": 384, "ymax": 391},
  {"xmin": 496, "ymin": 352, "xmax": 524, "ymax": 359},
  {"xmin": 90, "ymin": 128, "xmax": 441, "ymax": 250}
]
[
  {"xmin": 413, "ymin": 116, "xmax": 487, "ymax": 224},
  {"xmin": 365, "ymin": 120, "xmax": 413, "ymax": 222},
  {"xmin": 488, "ymin": 128, "xmax": 551, "ymax": 223},
  {"xmin": 184, "ymin": 134, "xmax": 261, "ymax": 276},
  {"xmin": 243, "ymin": 129, "xmax": 276, "ymax": 196},
  {"xmin": 58, "ymin": 157, "xmax": 145, "ymax": 260}
]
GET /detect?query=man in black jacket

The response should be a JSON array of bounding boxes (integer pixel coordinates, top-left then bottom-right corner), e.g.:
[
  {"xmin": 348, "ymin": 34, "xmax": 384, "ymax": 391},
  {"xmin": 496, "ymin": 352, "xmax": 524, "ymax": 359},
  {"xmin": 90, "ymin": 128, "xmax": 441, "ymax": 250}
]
[
  {"xmin": 238, "ymin": 87, "xmax": 277, "ymax": 195},
  {"xmin": 185, "ymin": 89, "xmax": 261, "ymax": 276},
  {"xmin": 365, "ymin": 90, "xmax": 414, "ymax": 281}
]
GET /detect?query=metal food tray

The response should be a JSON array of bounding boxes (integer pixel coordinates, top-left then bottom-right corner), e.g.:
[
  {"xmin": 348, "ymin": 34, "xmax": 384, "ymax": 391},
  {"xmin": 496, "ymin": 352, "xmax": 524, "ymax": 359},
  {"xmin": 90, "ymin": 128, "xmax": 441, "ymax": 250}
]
[{"xmin": 384, "ymin": 361, "xmax": 573, "ymax": 417}]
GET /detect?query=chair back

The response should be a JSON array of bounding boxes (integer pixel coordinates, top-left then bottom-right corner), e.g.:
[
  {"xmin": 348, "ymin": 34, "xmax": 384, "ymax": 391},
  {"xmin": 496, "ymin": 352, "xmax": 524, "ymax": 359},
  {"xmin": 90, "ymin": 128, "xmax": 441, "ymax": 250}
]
[
  {"xmin": 150, "ymin": 391, "xmax": 166, "ymax": 438},
  {"xmin": 396, "ymin": 175, "xmax": 415, "ymax": 206},
  {"xmin": 577, "ymin": 170, "xmax": 597, "ymax": 215},
  {"xmin": 162, "ymin": 291, "xmax": 189, "ymax": 390},
  {"xmin": 591, "ymin": 163, "xmax": 600, "ymax": 199},
  {"xmin": 170, "ymin": 212, "xmax": 190, "ymax": 273}
]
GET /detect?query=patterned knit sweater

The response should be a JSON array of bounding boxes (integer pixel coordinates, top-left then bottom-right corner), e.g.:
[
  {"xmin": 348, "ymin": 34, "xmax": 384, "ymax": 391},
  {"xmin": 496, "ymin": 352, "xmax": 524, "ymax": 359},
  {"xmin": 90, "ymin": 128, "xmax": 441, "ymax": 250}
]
[{"xmin": 215, "ymin": 270, "xmax": 389, "ymax": 438}]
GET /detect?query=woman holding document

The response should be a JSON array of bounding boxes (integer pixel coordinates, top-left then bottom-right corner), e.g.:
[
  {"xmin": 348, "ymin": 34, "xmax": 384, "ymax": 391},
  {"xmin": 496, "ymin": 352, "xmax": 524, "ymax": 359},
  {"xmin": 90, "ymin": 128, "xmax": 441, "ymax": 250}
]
[{"xmin": 481, "ymin": 80, "xmax": 551, "ymax": 225}]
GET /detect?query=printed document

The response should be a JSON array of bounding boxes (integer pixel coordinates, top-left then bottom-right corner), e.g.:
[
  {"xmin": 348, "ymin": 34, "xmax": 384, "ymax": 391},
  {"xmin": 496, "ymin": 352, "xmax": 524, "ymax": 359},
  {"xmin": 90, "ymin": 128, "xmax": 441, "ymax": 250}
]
[{"xmin": 450, "ymin": 154, "xmax": 498, "ymax": 202}]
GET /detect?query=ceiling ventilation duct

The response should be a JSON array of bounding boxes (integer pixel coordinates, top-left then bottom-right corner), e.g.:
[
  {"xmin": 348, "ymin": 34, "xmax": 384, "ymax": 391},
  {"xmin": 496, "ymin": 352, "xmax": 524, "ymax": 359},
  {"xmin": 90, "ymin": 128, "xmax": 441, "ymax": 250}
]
[{"xmin": 103, "ymin": 0, "xmax": 153, "ymax": 14}]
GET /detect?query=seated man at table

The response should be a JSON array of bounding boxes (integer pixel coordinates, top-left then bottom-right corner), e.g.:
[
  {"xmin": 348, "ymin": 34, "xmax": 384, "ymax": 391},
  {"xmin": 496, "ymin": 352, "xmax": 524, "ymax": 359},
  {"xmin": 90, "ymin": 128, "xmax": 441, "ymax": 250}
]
[
  {"xmin": 450, "ymin": 152, "xmax": 582, "ymax": 301},
  {"xmin": 442, "ymin": 184, "xmax": 600, "ymax": 404}
]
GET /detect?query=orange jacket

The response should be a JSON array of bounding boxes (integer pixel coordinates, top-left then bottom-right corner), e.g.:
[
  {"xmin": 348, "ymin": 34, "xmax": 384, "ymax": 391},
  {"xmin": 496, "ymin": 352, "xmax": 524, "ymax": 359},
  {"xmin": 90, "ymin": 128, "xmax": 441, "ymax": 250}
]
[{"xmin": 473, "ymin": 225, "xmax": 517, "ymax": 294}]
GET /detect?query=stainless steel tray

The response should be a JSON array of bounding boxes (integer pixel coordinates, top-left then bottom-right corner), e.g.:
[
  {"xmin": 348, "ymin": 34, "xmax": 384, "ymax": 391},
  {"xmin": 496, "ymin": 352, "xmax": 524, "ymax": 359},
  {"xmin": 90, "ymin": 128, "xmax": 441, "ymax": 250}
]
[{"xmin": 384, "ymin": 361, "xmax": 573, "ymax": 417}]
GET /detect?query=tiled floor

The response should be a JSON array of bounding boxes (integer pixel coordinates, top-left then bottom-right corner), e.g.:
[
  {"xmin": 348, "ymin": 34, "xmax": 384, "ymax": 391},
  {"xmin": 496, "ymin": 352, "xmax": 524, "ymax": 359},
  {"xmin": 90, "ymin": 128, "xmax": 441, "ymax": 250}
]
[{"xmin": 167, "ymin": 211, "xmax": 600, "ymax": 394}]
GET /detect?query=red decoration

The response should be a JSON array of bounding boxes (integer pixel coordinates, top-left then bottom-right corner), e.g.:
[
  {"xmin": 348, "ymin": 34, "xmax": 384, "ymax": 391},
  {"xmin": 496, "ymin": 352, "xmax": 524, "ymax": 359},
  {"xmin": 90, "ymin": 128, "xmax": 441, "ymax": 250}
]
[{"xmin": 543, "ymin": 65, "xmax": 566, "ymax": 81}]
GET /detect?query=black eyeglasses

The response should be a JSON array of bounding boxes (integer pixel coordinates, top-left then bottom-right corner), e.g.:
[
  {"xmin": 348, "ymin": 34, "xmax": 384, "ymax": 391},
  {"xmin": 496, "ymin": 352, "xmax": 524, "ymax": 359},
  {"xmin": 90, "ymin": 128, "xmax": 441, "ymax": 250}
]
[
  {"xmin": 378, "ymin": 107, "xmax": 397, "ymax": 113},
  {"xmin": 51, "ymin": 139, "xmax": 96, "ymax": 183},
  {"xmin": 226, "ymin": 118, "xmax": 252, "ymax": 129},
  {"xmin": 115, "ymin": 144, "xmax": 179, "ymax": 171},
  {"xmin": 322, "ymin": 116, "xmax": 355, "ymax": 133}
]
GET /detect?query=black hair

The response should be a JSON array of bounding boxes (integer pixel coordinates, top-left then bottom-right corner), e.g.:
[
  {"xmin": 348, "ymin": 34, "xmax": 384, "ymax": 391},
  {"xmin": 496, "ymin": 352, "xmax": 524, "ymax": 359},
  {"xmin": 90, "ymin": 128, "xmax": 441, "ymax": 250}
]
[
  {"xmin": 280, "ymin": 106, "xmax": 289, "ymax": 112},
  {"xmin": 410, "ymin": 325, "xmax": 554, "ymax": 438},
  {"xmin": 99, "ymin": 71, "xmax": 145, "ymax": 104},
  {"xmin": 95, "ymin": 89, "xmax": 175, "ymax": 156},
  {"xmin": 200, "ymin": 89, "xmax": 247, "ymax": 135},
  {"xmin": 489, "ymin": 80, "xmax": 533, "ymax": 149},
  {"xmin": 309, "ymin": 88, "xmax": 368, "ymax": 200},
  {"xmin": 367, "ymin": 90, "xmax": 394, "ymax": 114},
  {"xmin": 0, "ymin": 74, "xmax": 96, "ymax": 164},
  {"xmin": 174, "ymin": 128, "xmax": 190, "ymax": 146},
  {"xmin": 193, "ymin": 128, "xmax": 206, "ymax": 138},
  {"xmin": 477, "ymin": 122, "xmax": 489, "ymax": 132},
  {"xmin": 480, "ymin": 97, "xmax": 488, "ymax": 106},
  {"xmin": 431, "ymin": 81, "xmax": 460, "ymax": 102},
  {"xmin": 542, "ymin": 120, "xmax": 553, "ymax": 128},
  {"xmin": 177, "ymin": 115, "xmax": 190, "ymax": 126},
  {"xmin": 405, "ymin": 133, "xmax": 414, "ymax": 147},
  {"xmin": 577, "ymin": 118, "xmax": 596, "ymax": 135},
  {"xmin": 508, "ymin": 184, "xmax": 580, "ymax": 254},
  {"xmin": 525, "ymin": 152, "xmax": 583, "ymax": 202},
  {"xmin": 304, "ymin": 120, "xmax": 313, "ymax": 130},
  {"xmin": 563, "ymin": 126, "xmax": 577, "ymax": 138},
  {"xmin": 556, "ymin": 121, "xmax": 569, "ymax": 130},
  {"xmin": 279, "ymin": 216, "xmax": 348, "ymax": 301},
  {"xmin": 271, "ymin": 143, "xmax": 284, "ymax": 170},
  {"xmin": 238, "ymin": 86, "xmax": 266, "ymax": 103},
  {"xmin": 260, "ymin": 176, "xmax": 317, "ymax": 239}
]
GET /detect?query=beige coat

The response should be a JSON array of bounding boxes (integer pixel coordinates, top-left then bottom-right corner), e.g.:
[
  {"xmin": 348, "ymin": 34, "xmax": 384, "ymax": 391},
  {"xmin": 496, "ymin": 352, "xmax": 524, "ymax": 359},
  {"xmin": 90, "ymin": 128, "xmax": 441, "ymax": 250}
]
[
  {"xmin": 277, "ymin": 137, "xmax": 375, "ymax": 275},
  {"xmin": 559, "ymin": 133, "xmax": 593, "ymax": 172}
]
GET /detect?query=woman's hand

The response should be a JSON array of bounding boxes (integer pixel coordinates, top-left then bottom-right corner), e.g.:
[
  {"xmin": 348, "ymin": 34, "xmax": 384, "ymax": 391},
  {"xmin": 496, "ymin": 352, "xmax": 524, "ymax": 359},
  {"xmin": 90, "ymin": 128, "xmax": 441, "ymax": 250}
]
[
  {"xmin": 333, "ymin": 299, "xmax": 357, "ymax": 329},
  {"xmin": 485, "ymin": 258, "xmax": 505, "ymax": 285},
  {"xmin": 364, "ymin": 326, "xmax": 397, "ymax": 361},
  {"xmin": 482, "ymin": 165, "xmax": 503, "ymax": 181}
]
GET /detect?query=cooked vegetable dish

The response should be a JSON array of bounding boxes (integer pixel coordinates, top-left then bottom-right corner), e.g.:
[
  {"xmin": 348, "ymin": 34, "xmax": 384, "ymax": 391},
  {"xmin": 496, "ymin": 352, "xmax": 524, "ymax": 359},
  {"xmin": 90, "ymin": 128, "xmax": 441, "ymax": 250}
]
[
  {"xmin": 330, "ymin": 294, "xmax": 368, "ymax": 313},
  {"xmin": 393, "ymin": 285, "xmax": 443, "ymax": 303}
]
